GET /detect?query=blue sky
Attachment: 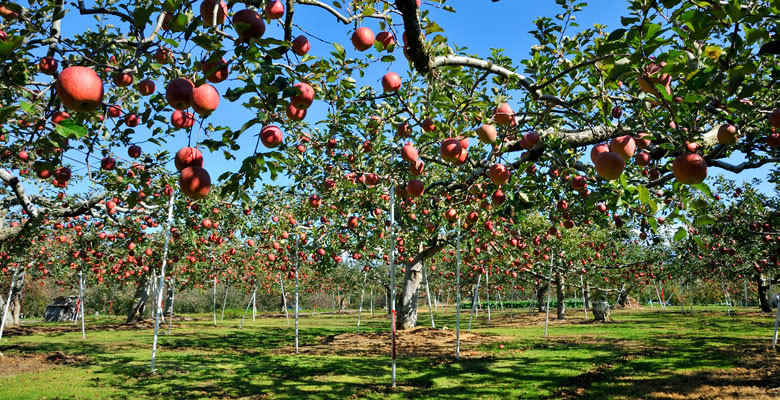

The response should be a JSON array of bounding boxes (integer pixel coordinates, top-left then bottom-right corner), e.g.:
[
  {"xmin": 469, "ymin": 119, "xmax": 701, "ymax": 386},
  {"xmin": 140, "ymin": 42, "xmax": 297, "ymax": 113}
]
[{"xmin": 49, "ymin": 0, "xmax": 775, "ymax": 198}]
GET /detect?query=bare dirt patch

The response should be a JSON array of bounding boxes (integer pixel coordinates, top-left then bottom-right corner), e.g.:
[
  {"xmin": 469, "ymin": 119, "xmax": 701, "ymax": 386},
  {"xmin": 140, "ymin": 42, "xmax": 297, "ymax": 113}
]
[
  {"xmin": 0, "ymin": 351, "xmax": 90, "ymax": 377},
  {"xmin": 283, "ymin": 327, "xmax": 509, "ymax": 360}
]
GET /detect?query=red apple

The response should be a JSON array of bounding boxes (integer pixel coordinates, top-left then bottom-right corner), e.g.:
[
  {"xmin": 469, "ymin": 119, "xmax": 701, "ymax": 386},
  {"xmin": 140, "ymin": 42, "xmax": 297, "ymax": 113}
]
[
  {"xmin": 672, "ymin": 153, "xmax": 707, "ymax": 185},
  {"xmin": 488, "ymin": 163, "xmax": 510, "ymax": 186},
  {"xmin": 138, "ymin": 79, "xmax": 155, "ymax": 96},
  {"xmin": 101, "ymin": 157, "xmax": 116, "ymax": 170},
  {"xmin": 107, "ymin": 105, "xmax": 122, "ymax": 118},
  {"xmin": 422, "ymin": 118, "xmax": 436, "ymax": 132},
  {"xmin": 179, "ymin": 166, "xmax": 211, "ymax": 200},
  {"xmin": 56, "ymin": 66, "xmax": 104, "ymax": 112},
  {"xmin": 770, "ymin": 109, "xmax": 780, "ymax": 129},
  {"xmin": 265, "ymin": 0, "xmax": 284, "ymax": 19},
  {"xmin": 113, "ymin": 71, "xmax": 133, "ymax": 87},
  {"xmin": 51, "ymin": 111, "xmax": 70, "ymax": 124},
  {"xmin": 286, "ymin": 104, "xmax": 306, "ymax": 121},
  {"xmin": 154, "ymin": 47, "xmax": 173, "ymax": 64},
  {"xmin": 260, "ymin": 125, "xmax": 283, "ymax": 148},
  {"xmin": 609, "ymin": 135, "xmax": 636, "ymax": 161},
  {"xmin": 233, "ymin": 9, "xmax": 265, "ymax": 40},
  {"xmin": 635, "ymin": 151, "xmax": 650, "ymax": 166},
  {"xmin": 376, "ymin": 31, "xmax": 395, "ymax": 51},
  {"xmin": 440, "ymin": 138, "xmax": 463, "ymax": 163},
  {"xmin": 590, "ymin": 143, "xmax": 609, "ymax": 163},
  {"xmin": 290, "ymin": 82, "xmax": 314, "ymax": 110},
  {"xmin": 128, "ymin": 145, "xmax": 142, "ymax": 158},
  {"xmin": 717, "ymin": 123, "xmax": 737, "ymax": 145},
  {"xmin": 202, "ymin": 58, "xmax": 229, "ymax": 83},
  {"xmin": 171, "ymin": 110, "xmax": 195, "ymax": 129},
  {"xmin": 406, "ymin": 180, "xmax": 425, "ymax": 197},
  {"xmin": 166, "ymin": 78, "xmax": 194, "ymax": 110},
  {"xmin": 39, "ymin": 57, "xmax": 58, "ymax": 75},
  {"xmin": 190, "ymin": 84, "xmax": 219, "ymax": 115},
  {"xmin": 410, "ymin": 159, "xmax": 425, "ymax": 176},
  {"xmin": 493, "ymin": 103, "xmax": 513, "ymax": 125},
  {"xmin": 382, "ymin": 72, "xmax": 401, "ymax": 92},
  {"xmin": 125, "ymin": 114, "xmax": 140, "ymax": 127},
  {"xmin": 291, "ymin": 35, "xmax": 310, "ymax": 56},
  {"xmin": 401, "ymin": 142, "xmax": 418, "ymax": 162},
  {"xmin": 54, "ymin": 166, "xmax": 71, "ymax": 182},
  {"xmin": 351, "ymin": 27, "xmax": 374, "ymax": 51},
  {"xmin": 477, "ymin": 124, "xmax": 497, "ymax": 144},
  {"xmin": 200, "ymin": 0, "xmax": 227, "ymax": 26},
  {"xmin": 175, "ymin": 147, "xmax": 204, "ymax": 172},
  {"xmin": 635, "ymin": 132, "xmax": 651, "ymax": 149},
  {"xmin": 594, "ymin": 151, "xmax": 625, "ymax": 180},
  {"xmin": 768, "ymin": 133, "xmax": 780, "ymax": 148}
]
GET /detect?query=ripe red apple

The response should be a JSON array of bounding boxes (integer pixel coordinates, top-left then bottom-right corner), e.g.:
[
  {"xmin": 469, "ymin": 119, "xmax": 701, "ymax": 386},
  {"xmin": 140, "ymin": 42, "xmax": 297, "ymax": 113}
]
[
  {"xmin": 39, "ymin": 57, "xmax": 58, "ymax": 75},
  {"xmin": 347, "ymin": 216, "xmax": 359, "ymax": 229},
  {"xmin": 260, "ymin": 125, "xmax": 283, "ymax": 148},
  {"xmin": 376, "ymin": 31, "xmax": 395, "ymax": 51},
  {"xmin": 492, "ymin": 190, "xmax": 505, "ymax": 205},
  {"xmin": 113, "ymin": 71, "xmax": 133, "ymax": 87},
  {"xmin": 401, "ymin": 142, "xmax": 418, "ymax": 162},
  {"xmin": 440, "ymin": 138, "xmax": 463, "ymax": 163},
  {"xmin": 410, "ymin": 159, "xmax": 425, "ymax": 176},
  {"xmin": 179, "ymin": 166, "xmax": 211, "ymax": 200},
  {"xmin": 590, "ymin": 143, "xmax": 609, "ymax": 163},
  {"xmin": 51, "ymin": 111, "xmax": 70, "ymax": 124},
  {"xmin": 610, "ymin": 135, "xmax": 636, "ymax": 161},
  {"xmin": 166, "ymin": 78, "xmax": 194, "ymax": 110},
  {"xmin": 635, "ymin": 132, "xmax": 651, "ymax": 149},
  {"xmin": 594, "ymin": 151, "xmax": 625, "ymax": 180},
  {"xmin": 717, "ymin": 123, "xmax": 737, "ymax": 145},
  {"xmin": 382, "ymin": 72, "xmax": 401, "ymax": 92},
  {"xmin": 175, "ymin": 147, "xmax": 204, "ymax": 172},
  {"xmin": 571, "ymin": 176, "xmax": 587, "ymax": 191},
  {"xmin": 171, "ymin": 110, "xmax": 195, "ymax": 129},
  {"xmin": 351, "ymin": 27, "xmax": 374, "ymax": 51},
  {"xmin": 202, "ymin": 58, "xmax": 229, "ymax": 83},
  {"xmin": 190, "ymin": 84, "xmax": 219, "ymax": 115},
  {"xmin": 291, "ymin": 35, "xmax": 310, "ymax": 56},
  {"xmin": 768, "ymin": 132, "xmax": 780, "ymax": 148},
  {"xmin": 101, "ymin": 157, "xmax": 116, "ymax": 170},
  {"xmin": 443, "ymin": 209, "xmax": 457, "ymax": 221},
  {"xmin": 308, "ymin": 194, "xmax": 322, "ymax": 208},
  {"xmin": 128, "ymin": 145, "xmax": 142, "ymax": 158},
  {"xmin": 422, "ymin": 118, "xmax": 436, "ymax": 132},
  {"xmin": 107, "ymin": 105, "xmax": 122, "ymax": 118},
  {"xmin": 488, "ymin": 163, "xmax": 510, "ymax": 186},
  {"xmin": 154, "ymin": 47, "xmax": 173, "ymax": 64},
  {"xmin": 233, "ymin": 9, "xmax": 265, "ymax": 40},
  {"xmin": 265, "ymin": 0, "xmax": 284, "ymax": 19},
  {"xmin": 770, "ymin": 109, "xmax": 780, "ymax": 129},
  {"xmin": 635, "ymin": 151, "xmax": 650, "ymax": 166},
  {"xmin": 125, "ymin": 114, "xmax": 140, "ymax": 127},
  {"xmin": 406, "ymin": 180, "xmax": 425, "ymax": 197},
  {"xmin": 54, "ymin": 166, "xmax": 71, "ymax": 182},
  {"xmin": 200, "ymin": 0, "xmax": 227, "ymax": 26},
  {"xmin": 138, "ymin": 79, "xmax": 155, "ymax": 96},
  {"xmin": 477, "ymin": 124, "xmax": 497, "ymax": 144},
  {"xmin": 290, "ymin": 82, "xmax": 314, "ymax": 109},
  {"xmin": 493, "ymin": 103, "xmax": 513, "ymax": 125},
  {"xmin": 672, "ymin": 153, "xmax": 707, "ymax": 185},
  {"xmin": 56, "ymin": 66, "xmax": 104, "ymax": 112},
  {"xmin": 286, "ymin": 104, "xmax": 306, "ymax": 121},
  {"xmin": 522, "ymin": 131, "xmax": 540, "ymax": 149}
]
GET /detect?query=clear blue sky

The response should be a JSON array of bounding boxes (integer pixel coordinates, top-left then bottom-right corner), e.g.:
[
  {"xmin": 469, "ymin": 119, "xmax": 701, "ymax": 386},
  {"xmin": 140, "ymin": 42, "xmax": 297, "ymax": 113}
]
[{"xmin": 50, "ymin": 1, "xmax": 774, "ymax": 198}]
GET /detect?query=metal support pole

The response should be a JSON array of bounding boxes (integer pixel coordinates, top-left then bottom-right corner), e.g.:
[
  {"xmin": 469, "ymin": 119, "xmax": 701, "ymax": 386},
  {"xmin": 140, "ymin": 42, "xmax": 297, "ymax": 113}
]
[
  {"xmin": 213, "ymin": 276, "xmax": 218, "ymax": 326},
  {"xmin": 79, "ymin": 269, "xmax": 85, "ymax": 339},
  {"xmin": 467, "ymin": 273, "xmax": 482, "ymax": 332},
  {"xmin": 772, "ymin": 295, "xmax": 779, "ymax": 350},
  {"xmin": 280, "ymin": 273, "xmax": 289, "ymax": 325},
  {"xmin": 0, "ymin": 268, "xmax": 19, "ymax": 343},
  {"xmin": 544, "ymin": 252, "xmax": 554, "ymax": 338},
  {"xmin": 151, "ymin": 191, "xmax": 175, "ymax": 372},
  {"xmin": 388, "ymin": 186, "xmax": 397, "ymax": 387},
  {"xmin": 240, "ymin": 283, "xmax": 260, "ymax": 329},
  {"xmin": 580, "ymin": 275, "xmax": 588, "ymax": 320},
  {"xmin": 485, "ymin": 266, "xmax": 491, "ymax": 322},
  {"xmin": 357, "ymin": 271, "xmax": 367, "ymax": 332},
  {"xmin": 455, "ymin": 219, "xmax": 462, "ymax": 361},
  {"xmin": 294, "ymin": 237, "xmax": 300, "ymax": 355},
  {"xmin": 167, "ymin": 275, "xmax": 176, "ymax": 334}
]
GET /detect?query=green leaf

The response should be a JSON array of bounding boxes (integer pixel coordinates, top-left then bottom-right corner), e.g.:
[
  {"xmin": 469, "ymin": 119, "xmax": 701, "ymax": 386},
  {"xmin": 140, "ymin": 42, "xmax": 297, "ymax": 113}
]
[
  {"xmin": 637, "ymin": 185, "xmax": 650, "ymax": 205},
  {"xmin": 0, "ymin": 36, "xmax": 23, "ymax": 57},
  {"xmin": 694, "ymin": 215, "xmax": 715, "ymax": 226},
  {"xmin": 692, "ymin": 183, "xmax": 715, "ymax": 200},
  {"xmin": 54, "ymin": 120, "xmax": 88, "ymax": 139},
  {"xmin": 693, "ymin": 236, "xmax": 706, "ymax": 251},
  {"xmin": 673, "ymin": 227, "xmax": 687, "ymax": 242}
]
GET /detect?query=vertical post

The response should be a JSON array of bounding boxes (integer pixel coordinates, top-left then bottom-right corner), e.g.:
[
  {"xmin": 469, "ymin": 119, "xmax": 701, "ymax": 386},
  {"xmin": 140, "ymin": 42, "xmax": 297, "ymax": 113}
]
[
  {"xmin": 167, "ymin": 275, "xmax": 176, "ymax": 334},
  {"xmin": 388, "ymin": 185, "xmax": 397, "ymax": 387},
  {"xmin": 280, "ymin": 272, "xmax": 289, "ymax": 325},
  {"xmin": 743, "ymin": 279, "xmax": 748, "ymax": 310},
  {"xmin": 455, "ymin": 218, "xmax": 462, "ymax": 361},
  {"xmin": 510, "ymin": 279, "xmax": 515, "ymax": 321},
  {"xmin": 151, "ymin": 190, "xmax": 175, "ymax": 372},
  {"xmin": 79, "ymin": 269, "xmax": 85, "ymax": 339},
  {"xmin": 357, "ymin": 271, "xmax": 367, "ymax": 332},
  {"xmin": 718, "ymin": 267, "xmax": 731, "ymax": 316},
  {"xmin": 544, "ymin": 252, "xmax": 554, "ymax": 338},
  {"xmin": 423, "ymin": 266, "xmax": 435, "ymax": 328},
  {"xmin": 467, "ymin": 273, "xmax": 482, "ymax": 332},
  {"xmin": 370, "ymin": 287, "xmax": 374, "ymax": 316},
  {"xmin": 0, "ymin": 268, "xmax": 19, "ymax": 343},
  {"xmin": 240, "ymin": 283, "xmax": 259, "ymax": 329},
  {"xmin": 485, "ymin": 266, "xmax": 491, "ymax": 322},
  {"xmin": 220, "ymin": 279, "xmax": 229, "ymax": 322},
  {"xmin": 252, "ymin": 290, "xmax": 257, "ymax": 321},
  {"xmin": 772, "ymin": 295, "xmax": 779, "ymax": 350},
  {"xmin": 580, "ymin": 275, "xmax": 588, "ymax": 320},
  {"xmin": 294, "ymin": 236, "xmax": 300, "ymax": 355},
  {"xmin": 654, "ymin": 281, "xmax": 664, "ymax": 310},
  {"xmin": 213, "ymin": 276, "xmax": 218, "ymax": 326}
]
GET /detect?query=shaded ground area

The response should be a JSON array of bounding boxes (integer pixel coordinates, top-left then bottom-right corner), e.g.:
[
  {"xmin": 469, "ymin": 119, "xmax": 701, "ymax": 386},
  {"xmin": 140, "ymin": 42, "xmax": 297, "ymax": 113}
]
[
  {"xmin": 288, "ymin": 326, "xmax": 509, "ymax": 360},
  {"xmin": 0, "ymin": 316, "xmax": 203, "ymax": 337},
  {"xmin": 0, "ymin": 351, "xmax": 89, "ymax": 377}
]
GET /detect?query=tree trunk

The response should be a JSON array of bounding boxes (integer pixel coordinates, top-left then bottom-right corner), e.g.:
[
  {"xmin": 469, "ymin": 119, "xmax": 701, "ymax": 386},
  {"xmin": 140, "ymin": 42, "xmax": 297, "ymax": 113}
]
[
  {"xmin": 583, "ymin": 281, "xmax": 592, "ymax": 310},
  {"xmin": 126, "ymin": 276, "xmax": 151, "ymax": 323},
  {"xmin": 398, "ymin": 255, "xmax": 424, "ymax": 330},
  {"xmin": 536, "ymin": 282, "xmax": 547, "ymax": 313},
  {"xmin": 555, "ymin": 274, "xmax": 565, "ymax": 319},
  {"xmin": 756, "ymin": 273, "xmax": 772, "ymax": 313},
  {"xmin": 2, "ymin": 269, "xmax": 25, "ymax": 327},
  {"xmin": 164, "ymin": 286, "xmax": 174, "ymax": 316}
]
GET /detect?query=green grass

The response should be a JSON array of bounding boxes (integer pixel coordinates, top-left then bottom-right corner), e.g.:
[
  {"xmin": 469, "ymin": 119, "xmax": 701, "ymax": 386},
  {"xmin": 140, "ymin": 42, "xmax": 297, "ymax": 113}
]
[{"xmin": 0, "ymin": 306, "xmax": 777, "ymax": 399}]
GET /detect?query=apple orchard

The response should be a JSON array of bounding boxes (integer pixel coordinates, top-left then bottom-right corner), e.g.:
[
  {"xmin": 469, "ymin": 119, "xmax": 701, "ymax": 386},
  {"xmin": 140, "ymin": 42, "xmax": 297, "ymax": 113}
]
[{"xmin": 0, "ymin": 0, "xmax": 778, "ymax": 354}]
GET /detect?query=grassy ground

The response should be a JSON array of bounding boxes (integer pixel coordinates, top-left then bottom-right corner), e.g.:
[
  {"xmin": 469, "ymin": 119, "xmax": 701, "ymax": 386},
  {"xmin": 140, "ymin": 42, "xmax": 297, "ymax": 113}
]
[{"xmin": 0, "ymin": 306, "xmax": 778, "ymax": 399}]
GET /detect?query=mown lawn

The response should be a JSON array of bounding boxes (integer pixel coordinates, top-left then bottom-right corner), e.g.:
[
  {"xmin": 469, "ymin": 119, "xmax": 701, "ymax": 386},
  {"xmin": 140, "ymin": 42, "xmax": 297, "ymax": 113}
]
[{"xmin": 0, "ymin": 306, "xmax": 777, "ymax": 399}]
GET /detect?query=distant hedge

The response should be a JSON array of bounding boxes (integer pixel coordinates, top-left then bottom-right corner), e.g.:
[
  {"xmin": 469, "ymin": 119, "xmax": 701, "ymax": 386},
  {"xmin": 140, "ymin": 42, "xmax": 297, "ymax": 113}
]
[{"xmin": 460, "ymin": 299, "xmax": 586, "ymax": 309}]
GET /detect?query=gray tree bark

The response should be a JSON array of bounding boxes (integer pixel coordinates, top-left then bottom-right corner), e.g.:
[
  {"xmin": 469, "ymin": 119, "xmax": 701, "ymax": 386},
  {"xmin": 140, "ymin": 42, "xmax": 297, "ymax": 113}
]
[
  {"xmin": 555, "ymin": 274, "xmax": 566, "ymax": 319},
  {"xmin": 536, "ymin": 283, "xmax": 547, "ymax": 313},
  {"xmin": 126, "ymin": 276, "xmax": 151, "ymax": 323},
  {"xmin": 398, "ymin": 256, "xmax": 424, "ymax": 330},
  {"xmin": 2, "ymin": 269, "xmax": 25, "ymax": 326},
  {"xmin": 583, "ymin": 281, "xmax": 592, "ymax": 310},
  {"xmin": 756, "ymin": 273, "xmax": 772, "ymax": 313}
]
